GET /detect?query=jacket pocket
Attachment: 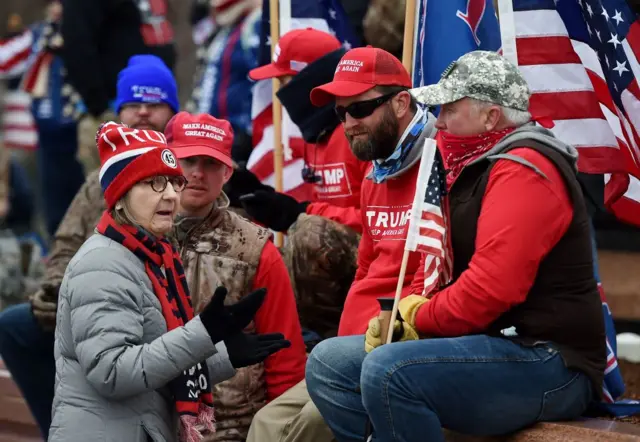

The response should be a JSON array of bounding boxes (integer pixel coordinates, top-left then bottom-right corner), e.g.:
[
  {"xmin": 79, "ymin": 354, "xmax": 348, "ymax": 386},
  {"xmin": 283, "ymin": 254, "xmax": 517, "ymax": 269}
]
[{"xmin": 536, "ymin": 372, "xmax": 592, "ymax": 422}]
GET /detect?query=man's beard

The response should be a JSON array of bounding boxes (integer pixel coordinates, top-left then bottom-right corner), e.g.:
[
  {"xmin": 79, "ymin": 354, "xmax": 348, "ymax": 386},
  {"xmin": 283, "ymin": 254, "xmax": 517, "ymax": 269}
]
[{"xmin": 346, "ymin": 107, "xmax": 399, "ymax": 161}]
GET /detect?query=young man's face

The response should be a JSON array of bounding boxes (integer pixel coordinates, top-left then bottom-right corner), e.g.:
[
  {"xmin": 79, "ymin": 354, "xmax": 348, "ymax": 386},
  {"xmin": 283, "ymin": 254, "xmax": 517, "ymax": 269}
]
[
  {"xmin": 178, "ymin": 155, "xmax": 233, "ymax": 217},
  {"xmin": 119, "ymin": 103, "xmax": 174, "ymax": 132}
]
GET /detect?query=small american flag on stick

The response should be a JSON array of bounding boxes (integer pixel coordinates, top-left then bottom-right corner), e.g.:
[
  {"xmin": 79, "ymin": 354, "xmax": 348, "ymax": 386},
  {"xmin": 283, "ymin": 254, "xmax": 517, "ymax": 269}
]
[{"xmin": 405, "ymin": 138, "xmax": 453, "ymax": 296}]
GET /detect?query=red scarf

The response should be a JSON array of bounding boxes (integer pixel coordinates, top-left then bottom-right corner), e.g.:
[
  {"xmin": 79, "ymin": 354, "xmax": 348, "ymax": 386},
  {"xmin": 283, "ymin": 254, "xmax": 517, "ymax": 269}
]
[
  {"xmin": 437, "ymin": 127, "xmax": 516, "ymax": 187},
  {"xmin": 96, "ymin": 211, "xmax": 215, "ymax": 442}
]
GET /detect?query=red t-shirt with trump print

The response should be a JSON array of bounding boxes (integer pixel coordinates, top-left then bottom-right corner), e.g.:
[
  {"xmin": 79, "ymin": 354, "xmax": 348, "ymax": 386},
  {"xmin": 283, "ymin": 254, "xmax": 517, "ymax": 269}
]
[{"xmin": 337, "ymin": 160, "xmax": 423, "ymax": 336}]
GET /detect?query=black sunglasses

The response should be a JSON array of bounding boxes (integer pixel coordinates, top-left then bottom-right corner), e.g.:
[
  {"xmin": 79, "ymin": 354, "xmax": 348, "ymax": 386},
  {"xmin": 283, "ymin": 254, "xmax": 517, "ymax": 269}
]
[{"xmin": 334, "ymin": 91, "xmax": 398, "ymax": 122}]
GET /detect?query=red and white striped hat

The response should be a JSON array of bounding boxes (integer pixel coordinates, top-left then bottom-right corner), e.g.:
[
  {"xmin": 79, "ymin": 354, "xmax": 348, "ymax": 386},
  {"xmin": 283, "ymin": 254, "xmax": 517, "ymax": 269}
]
[{"xmin": 97, "ymin": 122, "xmax": 184, "ymax": 208}]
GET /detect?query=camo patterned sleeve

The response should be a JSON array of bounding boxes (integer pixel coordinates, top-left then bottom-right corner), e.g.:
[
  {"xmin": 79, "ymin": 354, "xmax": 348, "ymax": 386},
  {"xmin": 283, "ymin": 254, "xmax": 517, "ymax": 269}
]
[{"xmin": 42, "ymin": 169, "xmax": 106, "ymax": 290}]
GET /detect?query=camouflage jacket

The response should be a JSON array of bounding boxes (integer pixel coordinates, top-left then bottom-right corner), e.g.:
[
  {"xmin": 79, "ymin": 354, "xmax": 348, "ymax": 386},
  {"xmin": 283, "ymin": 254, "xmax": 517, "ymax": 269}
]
[
  {"xmin": 42, "ymin": 169, "xmax": 105, "ymax": 293},
  {"xmin": 174, "ymin": 193, "xmax": 271, "ymax": 442}
]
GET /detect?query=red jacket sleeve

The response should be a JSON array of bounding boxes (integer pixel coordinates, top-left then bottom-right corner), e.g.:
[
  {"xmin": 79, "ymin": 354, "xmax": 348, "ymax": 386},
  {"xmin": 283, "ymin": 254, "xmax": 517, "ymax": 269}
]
[
  {"xmin": 305, "ymin": 202, "xmax": 362, "ymax": 233},
  {"xmin": 409, "ymin": 254, "xmax": 426, "ymax": 296},
  {"xmin": 252, "ymin": 241, "xmax": 306, "ymax": 400},
  {"xmin": 414, "ymin": 148, "xmax": 574, "ymax": 336}
]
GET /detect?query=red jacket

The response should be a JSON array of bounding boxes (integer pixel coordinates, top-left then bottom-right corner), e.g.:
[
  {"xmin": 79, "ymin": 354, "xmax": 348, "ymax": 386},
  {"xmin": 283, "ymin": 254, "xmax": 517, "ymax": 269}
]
[
  {"xmin": 251, "ymin": 240, "xmax": 307, "ymax": 400},
  {"xmin": 304, "ymin": 127, "xmax": 370, "ymax": 233},
  {"xmin": 337, "ymin": 160, "xmax": 423, "ymax": 336},
  {"xmin": 410, "ymin": 148, "xmax": 573, "ymax": 337}
]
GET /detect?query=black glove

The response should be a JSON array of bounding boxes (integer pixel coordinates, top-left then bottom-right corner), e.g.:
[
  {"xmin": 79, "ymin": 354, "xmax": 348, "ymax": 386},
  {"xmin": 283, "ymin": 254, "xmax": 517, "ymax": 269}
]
[
  {"xmin": 223, "ymin": 165, "xmax": 274, "ymax": 208},
  {"xmin": 224, "ymin": 332, "xmax": 291, "ymax": 368},
  {"xmin": 199, "ymin": 286, "xmax": 267, "ymax": 344},
  {"xmin": 30, "ymin": 285, "xmax": 59, "ymax": 332},
  {"xmin": 239, "ymin": 190, "xmax": 310, "ymax": 232}
]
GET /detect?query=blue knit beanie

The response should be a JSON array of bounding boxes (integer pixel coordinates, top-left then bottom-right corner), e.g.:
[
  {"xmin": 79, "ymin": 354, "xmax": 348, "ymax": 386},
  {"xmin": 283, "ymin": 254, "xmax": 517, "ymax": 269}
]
[{"xmin": 114, "ymin": 55, "xmax": 179, "ymax": 113}]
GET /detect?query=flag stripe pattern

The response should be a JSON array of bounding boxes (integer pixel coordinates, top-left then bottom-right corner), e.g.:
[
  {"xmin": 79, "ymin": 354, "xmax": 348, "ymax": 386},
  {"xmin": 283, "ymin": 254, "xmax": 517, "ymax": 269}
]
[
  {"xmin": 512, "ymin": 0, "xmax": 640, "ymax": 226},
  {"xmin": 405, "ymin": 139, "xmax": 453, "ymax": 295},
  {"xmin": 247, "ymin": 0, "xmax": 358, "ymax": 200}
]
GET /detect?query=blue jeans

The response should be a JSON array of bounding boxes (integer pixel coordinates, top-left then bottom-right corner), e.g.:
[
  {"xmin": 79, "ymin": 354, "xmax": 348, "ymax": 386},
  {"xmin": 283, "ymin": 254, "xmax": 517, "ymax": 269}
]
[
  {"xmin": 0, "ymin": 303, "xmax": 56, "ymax": 438},
  {"xmin": 306, "ymin": 334, "xmax": 593, "ymax": 442}
]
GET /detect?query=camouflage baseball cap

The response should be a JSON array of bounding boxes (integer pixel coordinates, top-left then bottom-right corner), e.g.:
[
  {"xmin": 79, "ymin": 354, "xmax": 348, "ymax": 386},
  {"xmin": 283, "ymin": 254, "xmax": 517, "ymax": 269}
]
[{"xmin": 411, "ymin": 50, "xmax": 530, "ymax": 111}]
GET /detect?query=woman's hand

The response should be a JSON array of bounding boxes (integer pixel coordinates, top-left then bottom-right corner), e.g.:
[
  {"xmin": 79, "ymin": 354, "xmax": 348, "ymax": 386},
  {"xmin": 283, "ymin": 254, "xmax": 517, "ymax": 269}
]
[
  {"xmin": 198, "ymin": 286, "xmax": 267, "ymax": 344},
  {"xmin": 224, "ymin": 332, "xmax": 291, "ymax": 368}
]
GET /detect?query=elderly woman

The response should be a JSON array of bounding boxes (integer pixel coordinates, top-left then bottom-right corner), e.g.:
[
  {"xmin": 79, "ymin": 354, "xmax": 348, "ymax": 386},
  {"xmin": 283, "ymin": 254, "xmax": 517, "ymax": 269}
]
[{"xmin": 48, "ymin": 122, "xmax": 290, "ymax": 442}]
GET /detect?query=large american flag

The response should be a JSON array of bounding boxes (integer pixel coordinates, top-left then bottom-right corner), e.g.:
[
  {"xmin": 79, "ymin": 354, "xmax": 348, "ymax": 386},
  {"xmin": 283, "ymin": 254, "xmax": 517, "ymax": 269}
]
[
  {"xmin": 508, "ymin": 0, "xmax": 640, "ymax": 226},
  {"xmin": 405, "ymin": 138, "xmax": 453, "ymax": 295},
  {"xmin": 247, "ymin": 0, "xmax": 358, "ymax": 201}
]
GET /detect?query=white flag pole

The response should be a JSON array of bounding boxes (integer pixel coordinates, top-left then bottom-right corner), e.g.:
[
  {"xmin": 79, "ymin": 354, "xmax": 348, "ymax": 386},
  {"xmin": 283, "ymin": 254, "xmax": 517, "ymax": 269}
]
[
  {"xmin": 497, "ymin": 0, "xmax": 518, "ymax": 66},
  {"xmin": 380, "ymin": 0, "xmax": 420, "ymax": 344},
  {"xmin": 384, "ymin": 138, "xmax": 437, "ymax": 344}
]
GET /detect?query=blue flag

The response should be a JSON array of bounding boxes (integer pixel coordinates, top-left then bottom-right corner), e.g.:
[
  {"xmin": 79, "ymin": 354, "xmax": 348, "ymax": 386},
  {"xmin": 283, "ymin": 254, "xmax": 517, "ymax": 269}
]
[{"xmin": 413, "ymin": 0, "xmax": 501, "ymax": 88}]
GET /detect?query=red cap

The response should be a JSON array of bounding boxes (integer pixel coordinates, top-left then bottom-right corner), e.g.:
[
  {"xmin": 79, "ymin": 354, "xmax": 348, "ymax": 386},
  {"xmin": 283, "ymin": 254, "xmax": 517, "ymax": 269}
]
[
  {"xmin": 97, "ymin": 122, "xmax": 183, "ymax": 209},
  {"xmin": 164, "ymin": 112, "xmax": 234, "ymax": 168},
  {"xmin": 310, "ymin": 46, "xmax": 412, "ymax": 107},
  {"xmin": 249, "ymin": 28, "xmax": 342, "ymax": 80}
]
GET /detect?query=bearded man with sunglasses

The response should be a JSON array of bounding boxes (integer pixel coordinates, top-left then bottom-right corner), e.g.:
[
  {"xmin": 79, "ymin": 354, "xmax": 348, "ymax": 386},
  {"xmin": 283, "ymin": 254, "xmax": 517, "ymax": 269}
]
[{"xmin": 246, "ymin": 46, "xmax": 437, "ymax": 442}]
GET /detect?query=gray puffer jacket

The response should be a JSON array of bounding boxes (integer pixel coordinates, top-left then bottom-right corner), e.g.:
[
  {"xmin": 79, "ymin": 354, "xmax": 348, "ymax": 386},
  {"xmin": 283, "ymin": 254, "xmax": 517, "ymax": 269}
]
[{"xmin": 49, "ymin": 233, "xmax": 237, "ymax": 442}]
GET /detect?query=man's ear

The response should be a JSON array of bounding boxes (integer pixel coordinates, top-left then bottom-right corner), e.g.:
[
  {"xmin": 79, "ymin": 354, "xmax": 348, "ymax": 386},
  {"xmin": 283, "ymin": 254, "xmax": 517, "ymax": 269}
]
[
  {"xmin": 484, "ymin": 105, "xmax": 502, "ymax": 132},
  {"xmin": 394, "ymin": 91, "xmax": 412, "ymax": 120},
  {"xmin": 223, "ymin": 165, "xmax": 234, "ymax": 184}
]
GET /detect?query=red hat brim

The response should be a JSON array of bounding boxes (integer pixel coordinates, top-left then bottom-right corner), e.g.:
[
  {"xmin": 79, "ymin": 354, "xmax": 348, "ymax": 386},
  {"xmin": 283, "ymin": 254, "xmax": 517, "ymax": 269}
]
[
  {"xmin": 173, "ymin": 144, "xmax": 234, "ymax": 168},
  {"xmin": 249, "ymin": 63, "xmax": 297, "ymax": 81},
  {"xmin": 310, "ymin": 80, "xmax": 376, "ymax": 107}
]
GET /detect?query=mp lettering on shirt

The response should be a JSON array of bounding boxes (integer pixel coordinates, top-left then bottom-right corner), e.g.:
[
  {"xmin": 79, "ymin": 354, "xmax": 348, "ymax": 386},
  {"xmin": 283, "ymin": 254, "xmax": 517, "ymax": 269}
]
[
  {"xmin": 311, "ymin": 162, "xmax": 352, "ymax": 199},
  {"xmin": 335, "ymin": 59, "xmax": 365, "ymax": 73},
  {"xmin": 365, "ymin": 204, "xmax": 412, "ymax": 241},
  {"xmin": 182, "ymin": 123, "xmax": 226, "ymax": 142}
]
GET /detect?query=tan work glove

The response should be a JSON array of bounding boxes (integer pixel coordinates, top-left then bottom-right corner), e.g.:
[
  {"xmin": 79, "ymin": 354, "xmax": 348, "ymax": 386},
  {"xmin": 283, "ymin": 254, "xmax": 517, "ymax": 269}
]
[
  {"xmin": 365, "ymin": 316, "xmax": 419, "ymax": 353},
  {"xmin": 30, "ymin": 286, "xmax": 58, "ymax": 332},
  {"xmin": 76, "ymin": 109, "xmax": 118, "ymax": 175},
  {"xmin": 398, "ymin": 294, "xmax": 430, "ymax": 329}
]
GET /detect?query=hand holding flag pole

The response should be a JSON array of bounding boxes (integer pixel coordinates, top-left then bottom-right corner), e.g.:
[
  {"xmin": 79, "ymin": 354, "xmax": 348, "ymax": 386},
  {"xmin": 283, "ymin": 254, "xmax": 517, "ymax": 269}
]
[{"xmin": 379, "ymin": 138, "xmax": 449, "ymax": 345}]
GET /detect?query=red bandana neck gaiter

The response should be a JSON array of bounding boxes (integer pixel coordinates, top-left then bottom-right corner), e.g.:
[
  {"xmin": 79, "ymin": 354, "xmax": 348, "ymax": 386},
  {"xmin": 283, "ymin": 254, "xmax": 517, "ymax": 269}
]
[{"xmin": 437, "ymin": 127, "xmax": 516, "ymax": 187}]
